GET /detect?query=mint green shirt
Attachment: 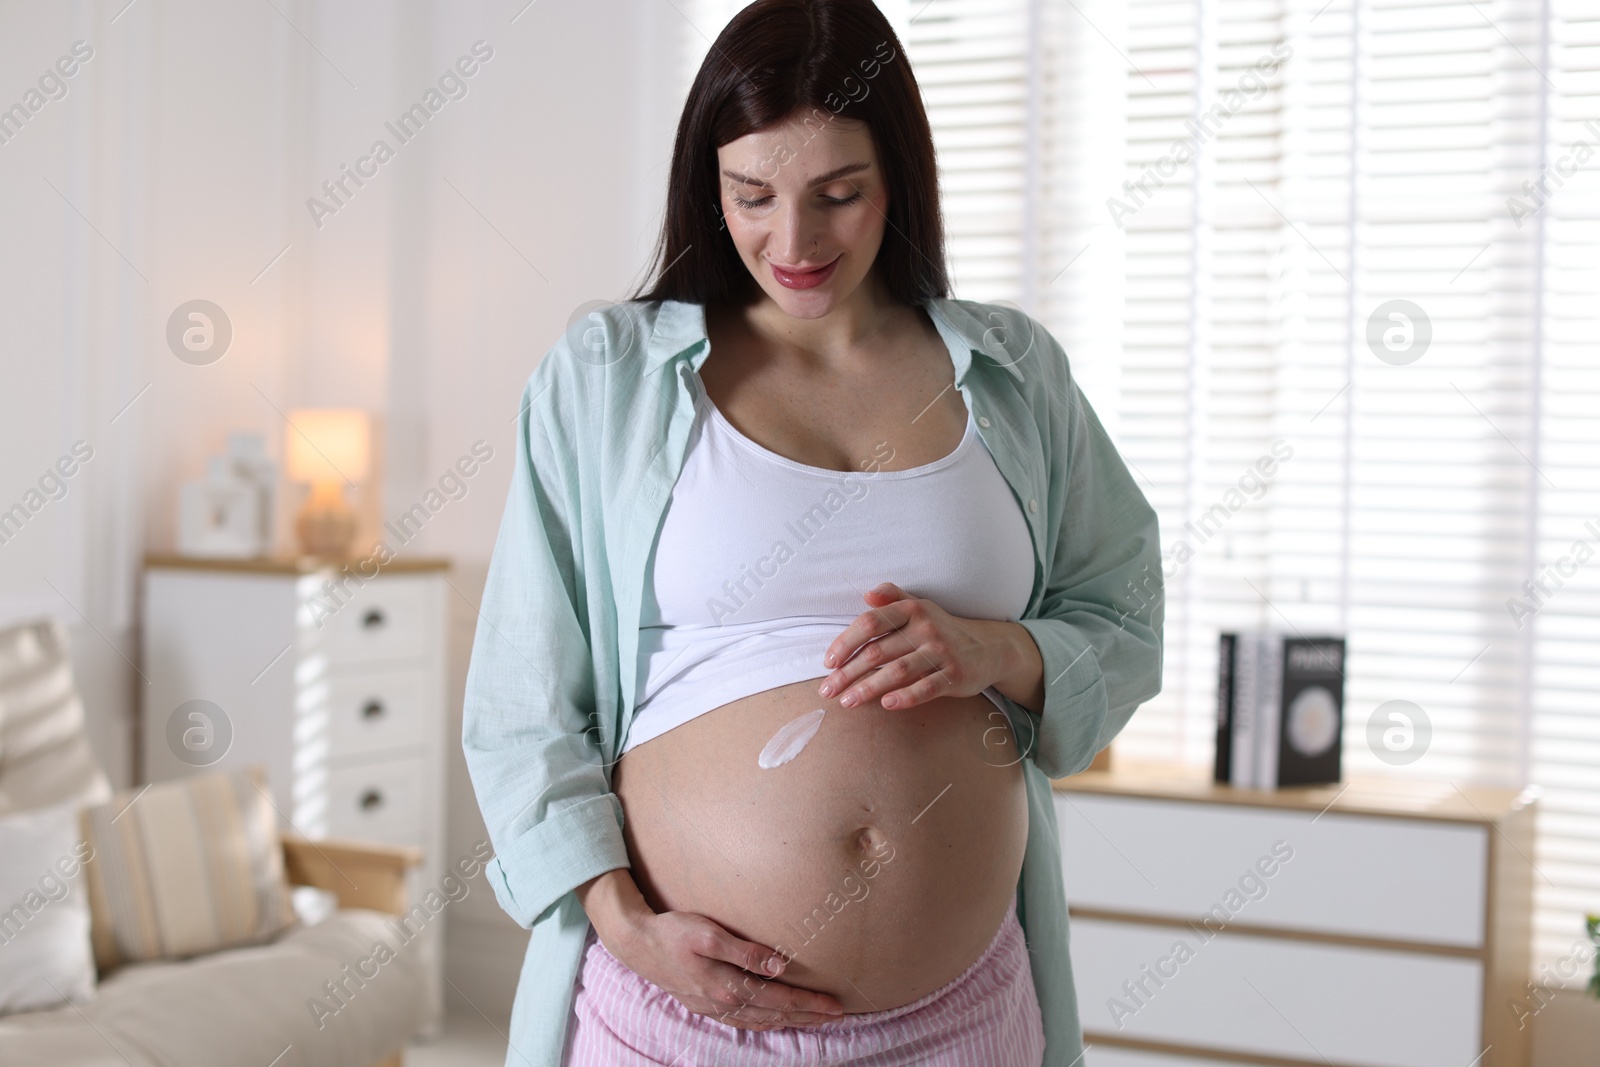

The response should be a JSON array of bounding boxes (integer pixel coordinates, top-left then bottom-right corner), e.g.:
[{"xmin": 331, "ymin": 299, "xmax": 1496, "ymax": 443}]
[{"xmin": 462, "ymin": 295, "xmax": 1164, "ymax": 1066}]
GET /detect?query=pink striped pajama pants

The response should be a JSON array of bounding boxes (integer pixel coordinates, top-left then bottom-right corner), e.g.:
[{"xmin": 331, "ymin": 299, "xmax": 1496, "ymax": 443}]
[{"xmin": 562, "ymin": 898, "xmax": 1046, "ymax": 1066}]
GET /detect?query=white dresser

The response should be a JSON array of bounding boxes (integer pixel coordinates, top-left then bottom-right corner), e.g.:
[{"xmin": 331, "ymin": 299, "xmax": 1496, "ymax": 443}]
[
  {"xmin": 140, "ymin": 554, "xmax": 450, "ymax": 1035},
  {"xmin": 1053, "ymin": 762, "xmax": 1537, "ymax": 1067}
]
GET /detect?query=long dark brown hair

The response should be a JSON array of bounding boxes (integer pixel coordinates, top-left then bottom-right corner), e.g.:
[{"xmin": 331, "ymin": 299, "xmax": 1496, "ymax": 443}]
[{"xmin": 630, "ymin": 0, "xmax": 949, "ymax": 306}]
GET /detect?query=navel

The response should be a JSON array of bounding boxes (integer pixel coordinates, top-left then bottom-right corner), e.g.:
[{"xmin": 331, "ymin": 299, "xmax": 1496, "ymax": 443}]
[{"xmin": 855, "ymin": 825, "xmax": 889, "ymax": 855}]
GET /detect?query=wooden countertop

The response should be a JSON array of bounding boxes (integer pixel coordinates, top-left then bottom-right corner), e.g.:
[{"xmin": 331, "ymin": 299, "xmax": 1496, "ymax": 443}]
[
  {"xmin": 1053, "ymin": 758, "xmax": 1538, "ymax": 825},
  {"xmin": 145, "ymin": 553, "xmax": 451, "ymax": 575}
]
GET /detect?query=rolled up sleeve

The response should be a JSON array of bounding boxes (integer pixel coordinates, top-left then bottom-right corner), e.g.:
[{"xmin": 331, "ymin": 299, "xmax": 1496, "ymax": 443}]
[
  {"xmin": 1013, "ymin": 321, "xmax": 1164, "ymax": 780},
  {"xmin": 462, "ymin": 355, "xmax": 630, "ymax": 929}
]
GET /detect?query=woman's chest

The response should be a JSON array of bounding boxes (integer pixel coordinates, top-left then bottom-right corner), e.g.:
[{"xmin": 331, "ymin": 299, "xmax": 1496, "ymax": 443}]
[
  {"xmin": 643, "ymin": 391, "xmax": 1036, "ymax": 627},
  {"xmin": 696, "ymin": 328, "xmax": 968, "ymax": 475}
]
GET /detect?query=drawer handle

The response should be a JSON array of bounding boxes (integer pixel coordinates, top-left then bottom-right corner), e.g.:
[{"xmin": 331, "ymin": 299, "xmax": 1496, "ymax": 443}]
[
  {"xmin": 361, "ymin": 700, "xmax": 385, "ymax": 720},
  {"xmin": 362, "ymin": 608, "xmax": 387, "ymax": 630},
  {"xmin": 359, "ymin": 789, "xmax": 384, "ymax": 812}
]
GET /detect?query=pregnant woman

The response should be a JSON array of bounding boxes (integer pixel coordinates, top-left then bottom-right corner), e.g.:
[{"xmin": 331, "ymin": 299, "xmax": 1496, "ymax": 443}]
[{"xmin": 462, "ymin": 1, "xmax": 1163, "ymax": 1064}]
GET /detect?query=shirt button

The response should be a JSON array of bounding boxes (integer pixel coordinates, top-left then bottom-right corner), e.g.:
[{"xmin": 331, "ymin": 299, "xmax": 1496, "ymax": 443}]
[
  {"xmin": 1028, "ymin": 498, "xmax": 1038, "ymax": 514},
  {"xmin": 977, "ymin": 415, "xmax": 991, "ymax": 428}
]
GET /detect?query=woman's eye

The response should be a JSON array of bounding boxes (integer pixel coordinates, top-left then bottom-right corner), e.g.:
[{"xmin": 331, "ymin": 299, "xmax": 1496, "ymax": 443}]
[{"xmin": 730, "ymin": 191, "xmax": 863, "ymax": 209}]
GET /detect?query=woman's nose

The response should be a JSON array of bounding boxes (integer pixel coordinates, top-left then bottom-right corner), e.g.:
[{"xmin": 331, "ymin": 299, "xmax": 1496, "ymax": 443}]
[{"xmin": 773, "ymin": 204, "xmax": 817, "ymax": 263}]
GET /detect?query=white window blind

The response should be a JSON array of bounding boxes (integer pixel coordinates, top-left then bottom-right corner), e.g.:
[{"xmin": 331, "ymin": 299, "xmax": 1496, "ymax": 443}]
[
  {"xmin": 903, "ymin": 0, "xmax": 1032, "ymax": 300},
  {"xmin": 675, "ymin": 0, "xmax": 1600, "ymax": 980},
  {"xmin": 1530, "ymin": 0, "xmax": 1600, "ymax": 982}
]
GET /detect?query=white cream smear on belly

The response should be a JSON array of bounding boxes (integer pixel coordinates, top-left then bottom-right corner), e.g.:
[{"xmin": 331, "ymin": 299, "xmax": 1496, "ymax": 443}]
[{"xmin": 757, "ymin": 708, "xmax": 827, "ymax": 769}]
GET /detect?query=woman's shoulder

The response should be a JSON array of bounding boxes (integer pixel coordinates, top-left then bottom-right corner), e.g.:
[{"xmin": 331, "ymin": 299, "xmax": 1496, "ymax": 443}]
[
  {"xmin": 525, "ymin": 297, "xmax": 697, "ymax": 399},
  {"xmin": 520, "ymin": 298, "xmax": 701, "ymax": 447},
  {"xmin": 539, "ymin": 297, "xmax": 681, "ymax": 374},
  {"xmin": 924, "ymin": 295, "xmax": 1073, "ymax": 386}
]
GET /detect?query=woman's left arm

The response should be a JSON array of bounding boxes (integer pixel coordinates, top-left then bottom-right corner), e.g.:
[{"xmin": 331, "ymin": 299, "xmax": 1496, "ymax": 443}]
[
  {"xmin": 1002, "ymin": 326, "xmax": 1165, "ymax": 778},
  {"xmin": 818, "ymin": 313, "xmax": 1163, "ymax": 779}
]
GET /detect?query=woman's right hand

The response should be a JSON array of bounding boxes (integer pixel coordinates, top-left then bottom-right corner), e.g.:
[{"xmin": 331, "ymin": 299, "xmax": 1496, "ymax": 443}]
[
  {"xmin": 620, "ymin": 909, "xmax": 847, "ymax": 1029},
  {"xmin": 576, "ymin": 868, "xmax": 846, "ymax": 1030}
]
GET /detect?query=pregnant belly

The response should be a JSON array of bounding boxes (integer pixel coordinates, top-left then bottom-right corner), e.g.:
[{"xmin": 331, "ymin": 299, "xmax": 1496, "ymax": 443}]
[{"xmin": 611, "ymin": 676, "xmax": 1029, "ymax": 1013}]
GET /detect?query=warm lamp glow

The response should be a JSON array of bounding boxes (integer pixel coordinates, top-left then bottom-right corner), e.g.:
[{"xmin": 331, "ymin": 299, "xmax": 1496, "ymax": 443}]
[
  {"xmin": 285, "ymin": 408, "xmax": 370, "ymax": 558},
  {"xmin": 285, "ymin": 409, "xmax": 370, "ymax": 485}
]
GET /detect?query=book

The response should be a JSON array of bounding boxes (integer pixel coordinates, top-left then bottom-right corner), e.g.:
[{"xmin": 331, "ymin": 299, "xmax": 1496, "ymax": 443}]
[
  {"xmin": 1229, "ymin": 632, "xmax": 1262, "ymax": 788},
  {"xmin": 1254, "ymin": 634, "xmax": 1284, "ymax": 788},
  {"xmin": 1273, "ymin": 637, "xmax": 1345, "ymax": 786},
  {"xmin": 1213, "ymin": 633, "xmax": 1236, "ymax": 784},
  {"xmin": 1215, "ymin": 630, "xmax": 1344, "ymax": 788}
]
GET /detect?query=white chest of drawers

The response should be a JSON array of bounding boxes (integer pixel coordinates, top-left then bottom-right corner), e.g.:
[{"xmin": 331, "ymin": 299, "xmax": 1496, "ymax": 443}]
[
  {"xmin": 1053, "ymin": 762, "xmax": 1538, "ymax": 1067},
  {"xmin": 140, "ymin": 554, "xmax": 450, "ymax": 1035}
]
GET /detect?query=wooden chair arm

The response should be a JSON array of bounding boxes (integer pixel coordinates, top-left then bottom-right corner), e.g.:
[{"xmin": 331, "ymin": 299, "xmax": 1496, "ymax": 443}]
[{"xmin": 280, "ymin": 834, "xmax": 423, "ymax": 916}]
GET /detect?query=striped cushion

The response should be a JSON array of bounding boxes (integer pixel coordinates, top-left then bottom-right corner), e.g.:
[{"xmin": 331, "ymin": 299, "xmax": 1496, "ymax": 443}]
[
  {"xmin": 0, "ymin": 617, "xmax": 112, "ymax": 818},
  {"xmin": 79, "ymin": 766, "xmax": 296, "ymax": 970}
]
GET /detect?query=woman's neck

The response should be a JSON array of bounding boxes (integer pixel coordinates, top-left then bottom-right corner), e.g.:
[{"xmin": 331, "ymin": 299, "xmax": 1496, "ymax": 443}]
[{"xmin": 736, "ymin": 270, "xmax": 912, "ymax": 367}]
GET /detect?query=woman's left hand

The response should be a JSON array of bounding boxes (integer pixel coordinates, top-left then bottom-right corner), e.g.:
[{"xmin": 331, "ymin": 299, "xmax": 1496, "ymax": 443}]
[{"xmin": 817, "ymin": 581, "xmax": 1023, "ymax": 711}]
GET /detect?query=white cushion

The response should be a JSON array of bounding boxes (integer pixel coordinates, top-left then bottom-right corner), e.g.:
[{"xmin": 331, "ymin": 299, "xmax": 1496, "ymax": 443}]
[
  {"xmin": 0, "ymin": 617, "xmax": 111, "ymax": 818},
  {"xmin": 0, "ymin": 909, "xmax": 426, "ymax": 1066},
  {"xmin": 0, "ymin": 800, "xmax": 98, "ymax": 1014}
]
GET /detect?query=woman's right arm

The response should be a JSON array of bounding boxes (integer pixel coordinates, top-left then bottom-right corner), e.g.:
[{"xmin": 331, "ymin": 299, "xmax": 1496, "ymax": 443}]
[
  {"xmin": 462, "ymin": 345, "xmax": 842, "ymax": 1029},
  {"xmin": 461, "ymin": 363, "xmax": 630, "ymax": 930}
]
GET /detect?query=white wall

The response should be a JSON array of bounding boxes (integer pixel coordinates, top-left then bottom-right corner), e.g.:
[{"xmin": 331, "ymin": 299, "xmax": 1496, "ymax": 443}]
[{"xmin": 0, "ymin": 0, "xmax": 679, "ymax": 1025}]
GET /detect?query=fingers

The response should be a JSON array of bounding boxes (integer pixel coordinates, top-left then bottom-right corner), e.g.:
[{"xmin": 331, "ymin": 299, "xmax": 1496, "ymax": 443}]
[
  {"xmin": 819, "ymin": 630, "xmax": 914, "ymax": 700},
  {"xmin": 679, "ymin": 962, "xmax": 844, "ymax": 1029},
  {"xmin": 842, "ymin": 654, "xmax": 946, "ymax": 710},
  {"xmin": 696, "ymin": 931, "xmax": 847, "ymax": 1018},
  {"xmin": 722, "ymin": 1011, "xmax": 842, "ymax": 1030},
  {"xmin": 822, "ymin": 592, "xmax": 917, "ymax": 671},
  {"xmin": 862, "ymin": 580, "xmax": 907, "ymax": 606},
  {"xmin": 640, "ymin": 912, "xmax": 848, "ymax": 1030},
  {"xmin": 700, "ymin": 961, "xmax": 846, "ymax": 1026},
  {"xmin": 684, "ymin": 920, "xmax": 846, "ymax": 1028},
  {"xmin": 879, "ymin": 670, "xmax": 956, "ymax": 710},
  {"xmin": 821, "ymin": 618, "xmax": 898, "ymax": 676},
  {"xmin": 696, "ymin": 923, "xmax": 787, "ymax": 978},
  {"xmin": 721, "ymin": 965, "xmax": 846, "ymax": 1018}
]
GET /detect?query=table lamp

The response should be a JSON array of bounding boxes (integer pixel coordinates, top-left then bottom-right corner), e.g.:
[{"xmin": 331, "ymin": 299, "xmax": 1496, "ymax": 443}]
[{"xmin": 285, "ymin": 408, "xmax": 370, "ymax": 558}]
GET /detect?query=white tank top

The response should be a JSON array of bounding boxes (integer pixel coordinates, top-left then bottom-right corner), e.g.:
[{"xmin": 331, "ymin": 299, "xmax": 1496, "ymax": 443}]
[{"xmin": 624, "ymin": 371, "xmax": 1035, "ymax": 754}]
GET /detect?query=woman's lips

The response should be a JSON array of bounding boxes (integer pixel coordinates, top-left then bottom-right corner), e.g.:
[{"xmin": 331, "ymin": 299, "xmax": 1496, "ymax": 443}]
[{"xmin": 770, "ymin": 255, "xmax": 840, "ymax": 290}]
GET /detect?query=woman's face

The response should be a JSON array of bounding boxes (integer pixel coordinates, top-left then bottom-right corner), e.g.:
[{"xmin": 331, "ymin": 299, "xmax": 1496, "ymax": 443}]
[{"xmin": 715, "ymin": 114, "xmax": 890, "ymax": 320}]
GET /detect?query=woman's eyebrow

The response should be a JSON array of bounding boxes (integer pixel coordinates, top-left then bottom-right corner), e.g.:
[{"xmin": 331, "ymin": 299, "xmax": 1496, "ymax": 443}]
[{"xmin": 720, "ymin": 161, "xmax": 870, "ymax": 189}]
